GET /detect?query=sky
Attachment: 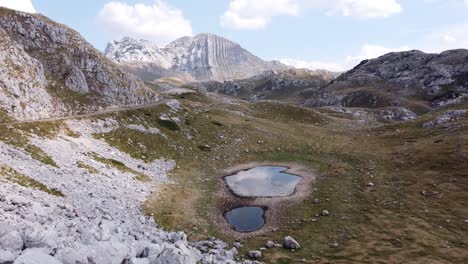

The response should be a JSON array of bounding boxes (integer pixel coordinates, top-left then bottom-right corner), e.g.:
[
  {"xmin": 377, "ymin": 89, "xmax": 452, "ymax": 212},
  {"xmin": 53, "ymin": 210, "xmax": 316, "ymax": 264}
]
[{"xmin": 1, "ymin": 0, "xmax": 468, "ymax": 71}]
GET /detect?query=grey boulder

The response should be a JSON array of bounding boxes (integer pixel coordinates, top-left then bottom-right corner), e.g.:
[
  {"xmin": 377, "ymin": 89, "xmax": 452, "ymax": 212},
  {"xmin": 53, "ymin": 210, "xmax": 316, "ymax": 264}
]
[
  {"xmin": 13, "ymin": 248, "xmax": 62, "ymax": 264},
  {"xmin": 0, "ymin": 250, "xmax": 15, "ymax": 264},
  {"xmin": 282, "ymin": 236, "xmax": 300, "ymax": 250},
  {"xmin": 248, "ymin": 251, "xmax": 262, "ymax": 259},
  {"xmin": 0, "ymin": 224, "xmax": 24, "ymax": 253}
]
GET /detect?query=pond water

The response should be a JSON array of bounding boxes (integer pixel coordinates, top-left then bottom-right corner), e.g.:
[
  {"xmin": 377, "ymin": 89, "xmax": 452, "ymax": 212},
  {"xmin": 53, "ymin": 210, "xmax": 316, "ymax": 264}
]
[
  {"xmin": 225, "ymin": 166, "xmax": 301, "ymax": 197},
  {"xmin": 225, "ymin": 206, "xmax": 265, "ymax": 232}
]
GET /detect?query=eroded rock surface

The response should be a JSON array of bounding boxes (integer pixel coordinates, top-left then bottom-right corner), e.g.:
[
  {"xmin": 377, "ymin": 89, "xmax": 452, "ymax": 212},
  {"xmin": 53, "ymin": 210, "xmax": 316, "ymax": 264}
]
[{"xmin": 0, "ymin": 8, "xmax": 157, "ymax": 121}]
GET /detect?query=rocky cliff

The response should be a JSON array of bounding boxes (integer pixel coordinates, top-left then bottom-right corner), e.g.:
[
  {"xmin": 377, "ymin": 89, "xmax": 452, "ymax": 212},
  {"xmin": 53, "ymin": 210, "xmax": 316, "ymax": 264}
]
[
  {"xmin": 105, "ymin": 34, "xmax": 289, "ymax": 82},
  {"xmin": 303, "ymin": 49, "xmax": 468, "ymax": 114},
  {"xmin": 0, "ymin": 8, "xmax": 158, "ymax": 122}
]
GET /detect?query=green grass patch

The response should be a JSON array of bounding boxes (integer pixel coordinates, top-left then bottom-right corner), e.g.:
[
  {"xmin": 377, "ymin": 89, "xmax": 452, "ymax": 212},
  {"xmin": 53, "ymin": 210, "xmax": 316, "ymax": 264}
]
[
  {"xmin": 76, "ymin": 160, "xmax": 100, "ymax": 174},
  {"xmin": 0, "ymin": 165, "xmax": 64, "ymax": 197},
  {"xmin": 89, "ymin": 152, "xmax": 151, "ymax": 182},
  {"xmin": 157, "ymin": 118, "xmax": 180, "ymax": 131}
]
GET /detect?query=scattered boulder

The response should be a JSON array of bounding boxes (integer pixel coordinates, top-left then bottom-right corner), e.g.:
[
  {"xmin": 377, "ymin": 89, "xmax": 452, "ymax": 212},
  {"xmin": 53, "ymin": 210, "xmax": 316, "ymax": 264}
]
[
  {"xmin": 0, "ymin": 250, "xmax": 15, "ymax": 264},
  {"xmin": 54, "ymin": 247, "xmax": 89, "ymax": 264},
  {"xmin": 322, "ymin": 210, "xmax": 330, "ymax": 217},
  {"xmin": 233, "ymin": 242, "xmax": 243, "ymax": 249},
  {"xmin": 312, "ymin": 199, "xmax": 320, "ymax": 205},
  {"xmin": 265, "ymin": 241, "xmax": 275, "ymax": 249},
  {"xmin": 282, "ymin": 236, "xmax": 300, "ymax": 250},
  {"xmin": 0, "ymin": 224, "xmax": 24, "ymax": 253},
  {"xmin": 23, "ymin": 228, "xmax": 59, "ymax": 249},
  {"xmin": 248, "ymin": 250, "xmax": 262, "ymax": 259},
  {"xmin": 329, "ymin": 242, "xmax": 339, "ymax": 248},
  {"xmin": 13, "ymin": 248, "xmax": 63, "ymax": 264},
  {"xmin": 147, "ymin": 247, "xmax": 198, "ymax": 264}
]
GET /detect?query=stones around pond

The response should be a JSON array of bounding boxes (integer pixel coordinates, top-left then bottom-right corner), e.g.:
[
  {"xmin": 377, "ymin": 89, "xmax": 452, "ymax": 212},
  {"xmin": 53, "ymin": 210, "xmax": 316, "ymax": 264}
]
[
  {"xmin": 248, "ymin": 250, "xmax": 262, "ymax": 259},
  {"xmin": 282, "ymin": 236, "xmax": 300, "ymax": 250},
  {"xmin": 234, "ymin": 242, "xmax": 243, "ymax": 249},
  {"xmin": 265, "ymin": 241, "xmax": 275, "ymax": 249}
]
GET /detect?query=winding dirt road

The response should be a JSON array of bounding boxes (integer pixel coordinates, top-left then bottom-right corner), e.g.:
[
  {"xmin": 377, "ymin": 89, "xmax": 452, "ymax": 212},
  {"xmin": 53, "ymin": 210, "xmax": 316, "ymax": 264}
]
[{"xmin": 0, "ymin": 99, "xmax": 171, "ymax": 126}]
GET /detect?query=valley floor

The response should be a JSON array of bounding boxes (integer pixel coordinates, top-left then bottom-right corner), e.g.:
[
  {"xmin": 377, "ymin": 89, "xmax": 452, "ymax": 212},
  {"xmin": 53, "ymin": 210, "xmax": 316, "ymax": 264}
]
[{"xmin": 0, "ymin": 90, "xmax": 467, "ymax": 263}]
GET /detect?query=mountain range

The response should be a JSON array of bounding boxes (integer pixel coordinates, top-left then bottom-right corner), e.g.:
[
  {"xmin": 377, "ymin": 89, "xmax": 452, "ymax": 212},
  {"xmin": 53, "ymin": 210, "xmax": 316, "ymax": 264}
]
[{"xmin": 104, "ymin": 34, "xmax": 289, "ymax": 82}]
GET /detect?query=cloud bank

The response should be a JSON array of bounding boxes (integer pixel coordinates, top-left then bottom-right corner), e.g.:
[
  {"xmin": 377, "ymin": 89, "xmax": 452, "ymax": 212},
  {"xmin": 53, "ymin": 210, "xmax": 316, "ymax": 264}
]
[
  {"xmin": 97, "ymin": 1, "xmax": 192, "ymax": 46},
  {"xmin": 281, "ymin": 44, "xmax": 410, "ymax": 72},
  {"xmin": 221, "ymin": 0, "xmax": 402, "ymax": 30},
  {"xmin": 0, "ymin": 0, "xmax": 36, "ymax": 13}
]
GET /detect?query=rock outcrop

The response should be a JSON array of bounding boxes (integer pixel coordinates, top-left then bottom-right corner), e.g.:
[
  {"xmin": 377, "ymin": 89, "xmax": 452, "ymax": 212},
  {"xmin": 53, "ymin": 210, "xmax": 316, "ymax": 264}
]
[
  {"xmin": 303, "ymin": 49, "xmax": 468, "ymax": 114},
  {"xmin": 0, "ymin": 7, "xmax": 158, "ymax": 121},
  {"xmin": 105, "ymin": 34, "xmax": 289, "ymax": 82}
]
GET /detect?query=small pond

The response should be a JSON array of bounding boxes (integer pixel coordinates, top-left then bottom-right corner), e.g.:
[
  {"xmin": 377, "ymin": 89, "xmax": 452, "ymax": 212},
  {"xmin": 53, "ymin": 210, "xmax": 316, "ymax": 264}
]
[
  {"xmin": 225, "ymin": 206, "xmax": 265, "ymax": 232},
  {"xmin": 224, "ymin": 166, "xmax": 301, "ymax": 197}
]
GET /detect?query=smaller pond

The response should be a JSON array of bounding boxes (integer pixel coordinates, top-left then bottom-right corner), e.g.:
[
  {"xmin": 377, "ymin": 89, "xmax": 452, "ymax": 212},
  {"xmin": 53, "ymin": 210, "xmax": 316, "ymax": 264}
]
[
  {"xmin": 225, "ymin": 206, "xmax": 265, "ymax": 232},
  {"xmin": 225, "ymin": 166, "xmax": 301, "ymax": 197}
]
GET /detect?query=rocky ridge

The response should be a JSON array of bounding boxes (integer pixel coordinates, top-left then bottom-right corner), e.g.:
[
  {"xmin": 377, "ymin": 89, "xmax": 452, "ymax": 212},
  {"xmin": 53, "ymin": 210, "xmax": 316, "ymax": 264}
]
[
  {"xmin": 0, "ymin": 8, "xmax": 158, "ymax": 122},
  {"xmin": 303, "ymin": 49, "xmax": 468, "ymax": 115},
  {"xmin": 105, "ymin": 34, "xmax": 288, "ymax": 82}
]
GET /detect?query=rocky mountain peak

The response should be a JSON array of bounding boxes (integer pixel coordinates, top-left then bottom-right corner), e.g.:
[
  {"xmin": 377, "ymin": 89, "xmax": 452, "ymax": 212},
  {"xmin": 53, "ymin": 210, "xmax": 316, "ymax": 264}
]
[{"xmin": 105, "ymin": 33, "xmax": 289, "ymax": 81}]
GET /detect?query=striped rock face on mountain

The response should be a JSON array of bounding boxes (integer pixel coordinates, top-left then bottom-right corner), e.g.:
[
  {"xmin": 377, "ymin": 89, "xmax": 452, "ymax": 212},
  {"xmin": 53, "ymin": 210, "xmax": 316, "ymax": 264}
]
[{"xmin": 104, "ymin": 34, "xmax": 289, "ymax": 82}]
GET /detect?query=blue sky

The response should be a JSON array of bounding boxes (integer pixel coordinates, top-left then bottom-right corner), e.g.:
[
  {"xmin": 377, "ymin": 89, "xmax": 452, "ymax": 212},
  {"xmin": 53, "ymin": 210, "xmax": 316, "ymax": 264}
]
[{"xmin": 2, "ymin": 0, "xmax": 468, "ymax": 71}]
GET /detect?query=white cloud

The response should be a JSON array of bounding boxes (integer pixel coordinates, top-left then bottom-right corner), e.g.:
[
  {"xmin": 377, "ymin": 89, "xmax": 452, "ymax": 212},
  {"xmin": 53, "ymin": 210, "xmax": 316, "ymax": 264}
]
[
  {"xmin": 422, "ymin": 22, "xmax": 468, "ymax": 52},
  {"xmin": 280, "ymin": 44, "xmax": 410, "ymax": 71},
  {"xmin": 279, "ymin": 58, "xmax": 345, "ymax": 72},
  {"xmin": 221, "ymin": 0, "xmax": 402, "ymax": 30},
  {"xmin": 0, "ymin": 0, "xmax": 36, "ymax": 13},
  {"xmin": 465, "ymin": 0, "xmax": 468, "ymax": 6},
  {"xmin": 324, "ymin": 0, "xmax": 402, "ymax": 19},
  {"xmin": 220, "ymin": 0, "xmax": 300, "ymax": 30},
  {"xmin": 97, "ymin": 1, "xmax": 192, "ymax": 46}
]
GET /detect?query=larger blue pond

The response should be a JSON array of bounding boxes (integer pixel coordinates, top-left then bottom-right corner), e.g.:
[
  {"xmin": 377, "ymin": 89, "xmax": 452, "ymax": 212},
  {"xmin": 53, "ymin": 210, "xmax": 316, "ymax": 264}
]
[{"xmin": 224, "ymin": 166, "xmax": 301, "ymax": 197}]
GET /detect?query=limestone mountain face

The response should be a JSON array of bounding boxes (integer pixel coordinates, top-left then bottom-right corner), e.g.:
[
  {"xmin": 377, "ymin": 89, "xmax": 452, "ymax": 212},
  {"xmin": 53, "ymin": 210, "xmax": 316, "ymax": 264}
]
[
  {"xmin": 303, "ymin": 49, "xmax": 468, "ymax": 114},
  {"xmin": 105, "ymin": 34, "xmax": 289, "ymax": 82},
  {"xmin": 196, "ymin": 68, "xmax": 334, "ymax": 102},
  {"xmin": 0, "ymin": 8, "xmax": 158, "ymax": 121}
]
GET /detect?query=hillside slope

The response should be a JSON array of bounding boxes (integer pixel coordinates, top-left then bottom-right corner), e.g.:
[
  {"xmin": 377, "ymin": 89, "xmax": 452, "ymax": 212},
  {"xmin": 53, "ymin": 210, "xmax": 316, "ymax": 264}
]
[{"xmin": 0, "ymin": 8, "xmax": 157, "ymax": 122}]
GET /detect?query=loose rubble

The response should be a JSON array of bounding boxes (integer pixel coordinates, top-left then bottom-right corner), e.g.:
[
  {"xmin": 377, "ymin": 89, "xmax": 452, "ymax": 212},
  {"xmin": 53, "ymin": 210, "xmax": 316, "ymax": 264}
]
[{"xmin": 0, "ymin": 118, "xmax": 246, "ymax": 263}]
